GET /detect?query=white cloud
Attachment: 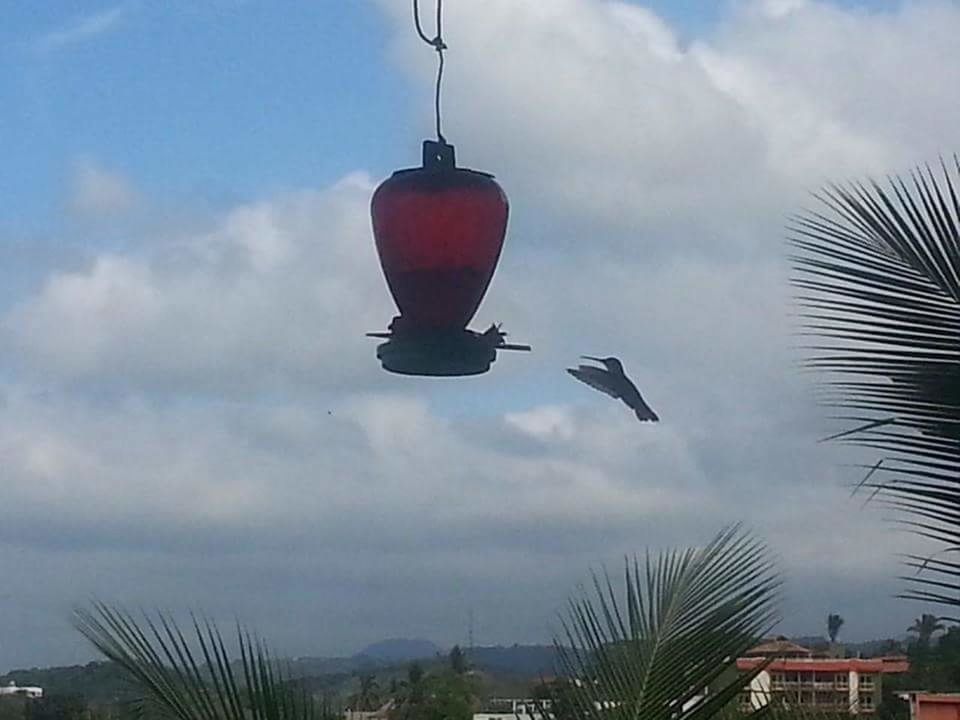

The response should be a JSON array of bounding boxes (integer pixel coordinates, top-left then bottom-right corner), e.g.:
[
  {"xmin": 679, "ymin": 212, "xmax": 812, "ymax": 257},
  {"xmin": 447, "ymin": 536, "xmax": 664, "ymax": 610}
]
[
  {"xmin": 505, "ymin": 405, "xmax": 577, "ymax": 441},
  {"xmin": 2, "ymin": 0, "xmax": 958, "ymax": 669},
  {"xmin": 0, "ymin": 374, "xmax": 923, "ymax": 668},
  {"xmin": 755, "ymin": 0, "xmax": 809, "ymax": 19},
  {"xmin": 381, "ymin": 0, "xmax": 960, "ymax": 249},
  {"xmin": 34, "ymin": 4, "xmax": 128, "ymax": 53},
  {"xmin": 4, "ymin": 174, "xmax": 394, "ymax": 394},
  {"xmin": 68, "ymin": 159, "xmax": 140, "ymax": 218}
]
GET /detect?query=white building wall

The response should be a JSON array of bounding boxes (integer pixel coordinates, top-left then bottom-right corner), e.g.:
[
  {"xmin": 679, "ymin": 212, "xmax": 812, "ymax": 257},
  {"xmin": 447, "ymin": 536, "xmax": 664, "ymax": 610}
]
[
  {"xmin": 849, "ymin": 670, "xmax": 860, "ymax": 715},
  {"xmin": 0, "ymin": 683, "xmax": 43, "ymax": 699},
  {"xmin": 748, "ymin": 670, "xmax": 772, "ymax": 710},
  {"xmin": 473, "ymin": 699, "xmax": 548, "ymax": 720}
]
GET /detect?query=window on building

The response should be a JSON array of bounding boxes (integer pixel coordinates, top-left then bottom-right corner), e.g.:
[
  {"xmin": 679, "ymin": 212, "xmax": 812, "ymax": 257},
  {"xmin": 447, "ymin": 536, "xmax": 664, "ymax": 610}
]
[
  {"xmin": 860, "ymin": 675, "xmax": 875, "ymax": 691},
  {"xmin": 816, "ymin": 691, "xmax": 837, "ymax": 707},
  {"xmin": 772, "ymin": 673, "xmax": 785, "ymax": 689},
  {"xmin": 835, "ymin": 692, "xmax": 852, "ymax": 711},
  {"xmin": 835, "ymin": 673, "xmax": 848, "ymax": 689},
  {"xmin": 860, "ymin": 694, "xmax": 875, "ymax": 711}
]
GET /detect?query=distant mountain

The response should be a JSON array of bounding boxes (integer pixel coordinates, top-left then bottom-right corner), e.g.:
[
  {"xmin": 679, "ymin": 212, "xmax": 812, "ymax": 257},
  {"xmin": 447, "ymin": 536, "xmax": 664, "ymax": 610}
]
[
  {"xmin": 786, "ymin": 635, "xmax": 907, "ymax": 658},
  {"xmin": 845, "ymin": 638, "xmax": 907, "ymax": 657},
  {"xmin": 0, "ymin": 661, "xmax": 137, "ymax": 704},
  {"xmin": 466, "ymin": 645, "xmax": 560, "ymax": 677},
  {"xmin": 282, "ymin": 656, "xmax": 368, "ymax": 678},
  {"xmin": 354, "ymin": 639, "xmax": 440, "ymax": 663},
  {"xmin": 789, "ymin": 635, "xmax": 829, "ymax": 650}
]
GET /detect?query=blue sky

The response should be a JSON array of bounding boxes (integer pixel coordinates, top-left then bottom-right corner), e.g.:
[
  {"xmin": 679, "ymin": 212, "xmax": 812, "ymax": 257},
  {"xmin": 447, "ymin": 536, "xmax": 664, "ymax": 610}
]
[
  {"xmin": 1, "ymin": 3, "xmax": 402, "ymax": 228},
  {"xmin": 0, "ymin": 0, "xmax": 955, "ymax": 672},
  {"xmin": 0, "ymin": 0, "xmax": 904, "ymax": 346},
  {"xmin": 0, "ymin": 0, "xmax": 898, "ymax": 231}
]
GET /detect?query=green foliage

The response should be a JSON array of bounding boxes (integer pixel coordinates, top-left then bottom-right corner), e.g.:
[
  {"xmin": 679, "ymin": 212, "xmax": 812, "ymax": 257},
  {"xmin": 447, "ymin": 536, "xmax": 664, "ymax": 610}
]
[
  {"xmin": 898, "ymin": 625, "xmax": 960, "ymax": 690},
  {"xmin": 347, "ymin": 674, "xmax": 380, "ymax": 712},
  {"xmin": 388, "ymin": 669, "xmax": 474, "ymax": 720},
  {"xmin": 791, "ymin": 157, "xmax": 960, "ymax": 609},
  {"xmin": 0, "ymin": 695, "xmax": 99, "ymax": 720},
  {"xmin": 547, "ymin": 525, "xmax": 780, "ymax": 720},
  {"xmin": 876, "ymin": 686, "xmax": 909, "ymax": 720},
  {"xmin": 907, "ymin": 614, "xmax": 946, "ymax": 650},
  {"xmin": 827, "ymin": 614, "xmax": 843, "ymax": 644},
  {"xmin": 0, "ymin": 664, "xmax": 136, "ymax": 706},
  {"xmin": 864, "ymin": 627, "xmax": 960, "ymax": 720},
  {"xmin": 24, "ymin": 695, "xmax": 88, "ymax": 720},
  {"xmin": 531, "ymin": 680, "xmax": 579, "ymax": 720},
  {"xmin": 745, "ymin": 706, "xmax": 854, "ymax": 720},
  {"xmin": 447, "ymin": 646, "xmax": 467, "ymax": 676},
  {"xmin": 313, "ymin": 693, "xmax": 341, "ymax": 720},
  {"xmin": 405, "ymin": 664, "xmax": 423, "ymax": 691},
  {"xmin": 73, "ymin": 602, "xmax": 316, "ymax": 720},
  {"xmin": 0, "ymin": 697, "xmax": 27, "ymax": 720}
]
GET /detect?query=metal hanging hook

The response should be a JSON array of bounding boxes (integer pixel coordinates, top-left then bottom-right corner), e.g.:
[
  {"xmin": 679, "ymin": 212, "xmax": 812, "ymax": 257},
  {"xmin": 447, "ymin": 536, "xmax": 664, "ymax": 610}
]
[{"xmin": 413, "ymin": 0, "xmax": 447, "ymax": 144}]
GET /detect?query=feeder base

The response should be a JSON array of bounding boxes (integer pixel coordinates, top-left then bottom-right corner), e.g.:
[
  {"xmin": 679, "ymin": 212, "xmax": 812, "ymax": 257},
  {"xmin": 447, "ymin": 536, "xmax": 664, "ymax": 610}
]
[{"xmin": 367, "ymin": 321, "xmax": 530, "ymax": 377}]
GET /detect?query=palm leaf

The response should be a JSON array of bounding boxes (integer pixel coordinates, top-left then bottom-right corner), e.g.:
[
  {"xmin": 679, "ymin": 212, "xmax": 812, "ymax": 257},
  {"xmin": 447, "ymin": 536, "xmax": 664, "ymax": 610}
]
[
  {"xmin": 546, "ymin": 525, "xmax": 780, "ymax": 720},
  {"xmin": 73, "ymin": 602, "xmax": 316, "ymax": 720},
  {"xmin": 791, "ymin": 157, "xmax": 960, "ymax": 609}
]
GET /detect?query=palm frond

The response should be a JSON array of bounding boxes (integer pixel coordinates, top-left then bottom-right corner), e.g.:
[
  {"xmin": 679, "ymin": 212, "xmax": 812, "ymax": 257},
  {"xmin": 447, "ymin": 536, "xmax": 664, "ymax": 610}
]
[
  {"xmin": 791, "ymin": 156, "xmax": 960, "ymax": 609},
  {"xmin": 73, "ymin": 602, "xmax": 316, "ymax": 720},
  {"xmin": 741, "ymin": 700, "xmax": 860, "ymax": 720},
  {"xmin": 548, "ymin": 525, "xmax": 780, "ymax": 720}
]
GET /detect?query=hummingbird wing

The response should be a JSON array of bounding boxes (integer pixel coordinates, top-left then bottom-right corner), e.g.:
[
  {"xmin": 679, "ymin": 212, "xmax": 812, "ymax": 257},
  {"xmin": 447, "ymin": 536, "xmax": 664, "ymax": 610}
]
[{"xmin": 567, "ymin": 366, "xmax": 621, "ymax": 400}]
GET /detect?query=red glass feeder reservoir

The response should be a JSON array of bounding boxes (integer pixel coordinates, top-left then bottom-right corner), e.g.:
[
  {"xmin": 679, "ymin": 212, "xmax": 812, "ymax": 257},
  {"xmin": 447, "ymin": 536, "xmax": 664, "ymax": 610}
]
[{"xmin": 368, "ymin": 141, "xmax": 529, "ymax": 376}]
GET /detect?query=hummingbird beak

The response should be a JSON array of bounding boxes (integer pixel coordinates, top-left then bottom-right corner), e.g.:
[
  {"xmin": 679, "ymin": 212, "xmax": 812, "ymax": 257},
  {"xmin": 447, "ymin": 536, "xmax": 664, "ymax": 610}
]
[{"xmin": 581, "ymin": 356, "xmax": 604, "ymax": 362}]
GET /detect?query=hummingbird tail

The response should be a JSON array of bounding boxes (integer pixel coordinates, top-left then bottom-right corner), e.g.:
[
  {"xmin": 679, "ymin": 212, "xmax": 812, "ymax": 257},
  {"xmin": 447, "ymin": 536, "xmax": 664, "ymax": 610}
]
[{"xmin": 635, "ymin": 407, "xmax": 659, "ymax": 422}]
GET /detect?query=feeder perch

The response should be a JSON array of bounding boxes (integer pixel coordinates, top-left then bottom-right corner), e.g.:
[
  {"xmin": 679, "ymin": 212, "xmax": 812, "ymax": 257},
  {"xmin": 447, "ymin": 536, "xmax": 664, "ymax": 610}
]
[{"xmin": 368, "ymin": 140, "xmax": 529, "ymax": 376}]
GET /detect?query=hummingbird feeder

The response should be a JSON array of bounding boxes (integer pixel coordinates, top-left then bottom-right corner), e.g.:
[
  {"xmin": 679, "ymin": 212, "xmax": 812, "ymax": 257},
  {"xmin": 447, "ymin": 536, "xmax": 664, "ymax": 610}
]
[{"xmin": 367, "ymin": 0, "xmax": 529, "ymax": 376}]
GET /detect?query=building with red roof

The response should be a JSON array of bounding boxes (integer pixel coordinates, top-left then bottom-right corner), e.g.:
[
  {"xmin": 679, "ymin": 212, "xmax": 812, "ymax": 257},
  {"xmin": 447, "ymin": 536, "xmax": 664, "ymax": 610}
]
[
  {"xmin": 898, "ymin": 692, "xmax": 960, "ymax": 720},
  {"xmin": 736, "ymin": 641, "xmax": 909, "ymax": 714}
]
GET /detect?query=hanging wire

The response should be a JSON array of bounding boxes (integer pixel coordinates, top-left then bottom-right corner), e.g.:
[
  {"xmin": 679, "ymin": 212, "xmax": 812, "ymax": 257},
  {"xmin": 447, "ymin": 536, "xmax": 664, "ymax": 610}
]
[{"xmin": 413, "ymin": 0, "xmax": 447, "ymax": 143}]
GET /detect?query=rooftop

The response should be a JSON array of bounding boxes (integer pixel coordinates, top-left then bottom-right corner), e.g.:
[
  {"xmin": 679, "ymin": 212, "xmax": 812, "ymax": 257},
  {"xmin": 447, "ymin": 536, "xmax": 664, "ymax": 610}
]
[
  {"xmin": 743, "ymin": 639, "xmax": 813, "ymax": 658},
  {"xmin": 737, "ymin": 656, "xmax": 910, "ymax": 674}
]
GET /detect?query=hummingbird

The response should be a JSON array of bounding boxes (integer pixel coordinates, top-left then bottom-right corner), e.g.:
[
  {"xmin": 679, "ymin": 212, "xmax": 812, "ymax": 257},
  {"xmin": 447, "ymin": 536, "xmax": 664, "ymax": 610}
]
[{"xmin": 567, "ymin": 356, "xmax": 659, "ymax": 422}]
